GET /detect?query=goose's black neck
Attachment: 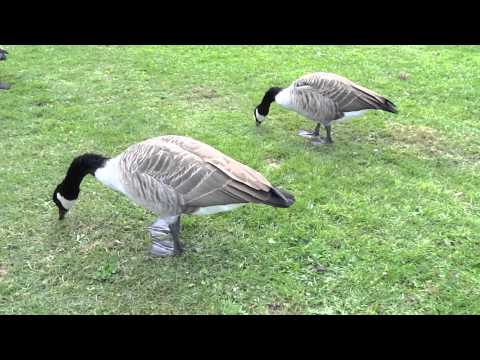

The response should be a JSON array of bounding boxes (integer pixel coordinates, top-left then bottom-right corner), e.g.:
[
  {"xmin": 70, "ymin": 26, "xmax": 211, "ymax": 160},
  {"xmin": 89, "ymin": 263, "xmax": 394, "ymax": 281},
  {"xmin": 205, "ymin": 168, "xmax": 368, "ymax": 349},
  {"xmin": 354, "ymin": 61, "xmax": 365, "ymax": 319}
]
[
  {"xmin": 257, "ymin": 87, "xmax": 283, "ymax": 116},
  {"xmin": 58, "ymin": 153, "xmax": 109, "ymax": 200}
]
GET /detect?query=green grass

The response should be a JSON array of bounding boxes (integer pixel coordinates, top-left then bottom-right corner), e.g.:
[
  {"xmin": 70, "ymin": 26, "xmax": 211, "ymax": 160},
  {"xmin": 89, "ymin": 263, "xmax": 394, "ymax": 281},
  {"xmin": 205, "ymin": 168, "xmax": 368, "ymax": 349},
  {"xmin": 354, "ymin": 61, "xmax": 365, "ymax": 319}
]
[{"xmin": 1, "ymin": 45, "xmax": 479, "ymax": 314}]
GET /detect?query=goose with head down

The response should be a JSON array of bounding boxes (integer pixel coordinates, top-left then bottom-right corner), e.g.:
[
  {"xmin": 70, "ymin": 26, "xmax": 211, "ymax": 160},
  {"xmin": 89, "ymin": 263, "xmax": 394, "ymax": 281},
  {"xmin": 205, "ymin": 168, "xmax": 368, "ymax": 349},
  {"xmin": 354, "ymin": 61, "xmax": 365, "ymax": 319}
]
[
  {"xmin": 52, "ymin": 135, "xmax": 295, "ymax": 257},
  {"xmin": 0, "ymin": 48, "xmax": 10, "ymax": 90},
  {"xmin": 254, "ymin": 72, "xmax": 398, "ymax": 144}
]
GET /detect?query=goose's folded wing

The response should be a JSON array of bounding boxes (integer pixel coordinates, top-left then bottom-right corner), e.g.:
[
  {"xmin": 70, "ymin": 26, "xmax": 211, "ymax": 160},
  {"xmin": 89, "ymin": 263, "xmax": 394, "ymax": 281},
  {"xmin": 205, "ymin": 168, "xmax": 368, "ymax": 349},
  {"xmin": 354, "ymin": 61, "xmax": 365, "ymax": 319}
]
[
  {"xmin": 154, "ymin": 135, "xmax": 272, "ymax": 191},
  {"xmin": 294, "ymin": 72, "xmax": 391, "ymax": 113},
  {"xmin": 289, "ymin": 85, "xmax": 343, "ymax": 121},
  {"xmin": 177, "ymin": 164, "xmax": 275, "ymax": 208},
  {"xmin": 122, "ymin": 138, "xmax": 286, "ymax": 210}
]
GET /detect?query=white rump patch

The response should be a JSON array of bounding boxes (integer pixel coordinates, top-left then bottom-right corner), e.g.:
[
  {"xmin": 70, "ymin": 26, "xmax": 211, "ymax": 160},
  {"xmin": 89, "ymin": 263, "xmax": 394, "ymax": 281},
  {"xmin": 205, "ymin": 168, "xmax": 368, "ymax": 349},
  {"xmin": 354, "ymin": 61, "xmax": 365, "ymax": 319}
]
[
  {"xmin": 255, "ymin": 109, "xmax": 266, "ymax": 122},
  {"xmin": 337, "ymin": 110, "xmax": 368, "ymax": 123},
  {"xmin": 192, "ymin": 204, "xmax": 245, "ymax": 216},
  {"xmin": 57, "ymin": 193, "xmax": 76, "ymax": 210}
]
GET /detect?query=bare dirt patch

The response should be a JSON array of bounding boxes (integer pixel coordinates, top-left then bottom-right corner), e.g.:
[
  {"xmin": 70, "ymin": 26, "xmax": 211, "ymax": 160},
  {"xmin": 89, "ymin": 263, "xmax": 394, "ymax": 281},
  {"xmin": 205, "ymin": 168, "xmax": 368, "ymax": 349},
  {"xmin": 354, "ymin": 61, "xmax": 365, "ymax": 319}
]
[
  {"xmin": 80, "ymin": 241, "xmax": 100, "ymax": 254},
  {"xmin": 388, "ymin": 123, "xmax": 445, "ymax": 151},
  {"xmin": 0, "ymin": 265, "xmax": 8, "ymax": 280},
  {"xmin": 265, "ymin": 158, "xmax": 281, "ymax": 169},
  {"xmin": 267, "ymin": 302, "xmax": 285, "ymax": 314},
  {"xmin": 383, "ymin": 123, "xmax": 480, "ymax": 167},
  {"xmin": 185, "ymin": 86, "xmax": 220, "ymax": 101},
  {"xmin": 399, "ymin": 71, "xmax": 409, "ymax": 81}
]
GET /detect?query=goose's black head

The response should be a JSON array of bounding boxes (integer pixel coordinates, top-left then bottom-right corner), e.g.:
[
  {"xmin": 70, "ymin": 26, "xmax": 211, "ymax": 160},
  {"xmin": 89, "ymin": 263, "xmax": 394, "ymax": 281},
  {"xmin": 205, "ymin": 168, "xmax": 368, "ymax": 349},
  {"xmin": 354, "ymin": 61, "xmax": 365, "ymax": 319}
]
[
  {"xmin": 253, "ymin": 108, "xmax": 264, "ymax": 126},
  {"xmin": 52, "ymin": 183, "xmax": 78, "ymax": 220},
  {"xmin": 254, "ymin": 87, "xmax": 283, "ymax": 127},
  {"xmin": 52, "ymin": 153, "xmax": 108, "ymax": 220}
]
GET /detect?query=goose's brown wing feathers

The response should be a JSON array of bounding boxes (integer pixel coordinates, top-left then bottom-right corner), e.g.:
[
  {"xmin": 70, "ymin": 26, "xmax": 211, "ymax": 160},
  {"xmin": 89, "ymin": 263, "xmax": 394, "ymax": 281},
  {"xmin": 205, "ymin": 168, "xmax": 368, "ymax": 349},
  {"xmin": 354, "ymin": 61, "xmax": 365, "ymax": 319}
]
[
  {"xmin": 121, "ymin": 136, "xmax": 293, "ymax": 212},
  {"xmin": 294, "ymin": 72, "xmax": 397, "ymax": 115}
]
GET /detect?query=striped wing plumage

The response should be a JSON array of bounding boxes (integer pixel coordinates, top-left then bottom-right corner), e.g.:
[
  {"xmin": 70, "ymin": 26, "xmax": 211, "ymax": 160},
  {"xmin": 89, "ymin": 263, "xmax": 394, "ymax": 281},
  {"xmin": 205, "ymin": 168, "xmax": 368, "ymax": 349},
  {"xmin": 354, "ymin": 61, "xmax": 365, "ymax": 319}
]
[
  {"xmin": 119, "ymin": 136, "xmax": 288, "ymax": 214},
  {"xmin": 291, "ymin": 72, "xmax": 395, "ymax": 121}
]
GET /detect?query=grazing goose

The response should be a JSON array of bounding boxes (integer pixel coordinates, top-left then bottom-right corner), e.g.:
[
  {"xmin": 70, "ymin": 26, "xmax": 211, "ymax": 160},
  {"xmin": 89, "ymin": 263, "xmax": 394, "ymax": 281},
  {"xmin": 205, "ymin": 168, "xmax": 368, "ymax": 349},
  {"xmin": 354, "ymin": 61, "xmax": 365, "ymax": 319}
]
[
  {"xmin": 0, "ymin": 48, "xmax": 9, "ymax": 90},
  {"xmin": 52, "ymin": 135, "xmax": 295, "ymax": 257},
  {"xmin": 254, "ymin": 72, "xmax": 398, "ymax": 144},
  {"xmin": 0, "ymin": 48, "xmax": 7, "ymax": 61}
]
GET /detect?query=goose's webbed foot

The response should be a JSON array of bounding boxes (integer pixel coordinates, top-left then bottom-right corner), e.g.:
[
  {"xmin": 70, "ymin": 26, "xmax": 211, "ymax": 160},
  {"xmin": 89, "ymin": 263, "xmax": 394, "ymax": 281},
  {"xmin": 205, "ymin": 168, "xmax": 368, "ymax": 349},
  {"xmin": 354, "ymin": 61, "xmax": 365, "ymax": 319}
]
[
  {"xmin": 298, "ymin": 129, "xmax": 320, "ymax": 139},
  {"xmin": 311, "ymin": 137, "xmax": 333, "ymax": 146},
  {"xmin": 310, "ymin": 125, "xmax": 333, "ymax": 145},
  {"xmin": 298, "ymin": 123, "xmax": 321, "ymax": 139},
  {"xmin": 0, "ymin": 82, "xmax": 11, "ymax": 90},
  {"xmin": 148, "ymin": 216, "xmax": 183, "ymax": 257}
]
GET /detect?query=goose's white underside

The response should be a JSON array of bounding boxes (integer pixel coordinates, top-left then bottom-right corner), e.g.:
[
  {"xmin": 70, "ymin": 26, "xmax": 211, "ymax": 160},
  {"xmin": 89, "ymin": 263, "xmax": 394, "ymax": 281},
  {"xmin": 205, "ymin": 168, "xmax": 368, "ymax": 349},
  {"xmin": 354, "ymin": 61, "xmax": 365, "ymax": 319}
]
[
  {"xmin": 192, "ymin": 204, "xmax": 245, "ymax": 216},
  {"xmin": 336, "ymin": 110, "xmax": 368, "ymax": 123}
]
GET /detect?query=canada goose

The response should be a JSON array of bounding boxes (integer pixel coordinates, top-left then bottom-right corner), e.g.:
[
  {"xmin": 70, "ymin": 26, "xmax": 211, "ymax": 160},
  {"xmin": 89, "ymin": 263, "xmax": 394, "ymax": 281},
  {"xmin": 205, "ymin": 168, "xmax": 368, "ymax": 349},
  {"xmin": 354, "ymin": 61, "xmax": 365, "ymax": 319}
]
[
  {"xmin": 52, "ymin": 135, "xmax": 295, "ymax": 257},
  {"xmin": 254, "ymin": 72, "xmax": 398, "ymax": 144},
  {"xmin": 0, "ymin": 48, "xmax": 7, "ymax": 61},
  {"xmin": 0, "ymin": 48, "xmax": 9, "ymax": 90}
]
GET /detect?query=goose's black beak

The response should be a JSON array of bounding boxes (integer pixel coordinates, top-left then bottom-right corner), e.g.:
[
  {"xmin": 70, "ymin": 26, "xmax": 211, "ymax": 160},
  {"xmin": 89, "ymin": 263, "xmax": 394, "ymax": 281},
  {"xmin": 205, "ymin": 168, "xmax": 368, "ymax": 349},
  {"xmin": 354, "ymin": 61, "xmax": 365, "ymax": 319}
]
[
  {"xmin": 256, "ymin": 119, "xmax": 262, "ymax": 127},
  {"xmin": 59, "ymin": 208, "xmax": 67, "ymax": 220}
]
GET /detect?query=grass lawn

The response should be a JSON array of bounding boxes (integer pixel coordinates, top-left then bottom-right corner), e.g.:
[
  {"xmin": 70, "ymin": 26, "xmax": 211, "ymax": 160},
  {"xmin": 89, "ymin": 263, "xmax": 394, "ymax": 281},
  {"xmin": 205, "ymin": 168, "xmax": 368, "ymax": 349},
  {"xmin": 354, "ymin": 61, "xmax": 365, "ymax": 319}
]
[{"xmin": 1, "ymin": 45, "xmax": 479, "ymax": 314}]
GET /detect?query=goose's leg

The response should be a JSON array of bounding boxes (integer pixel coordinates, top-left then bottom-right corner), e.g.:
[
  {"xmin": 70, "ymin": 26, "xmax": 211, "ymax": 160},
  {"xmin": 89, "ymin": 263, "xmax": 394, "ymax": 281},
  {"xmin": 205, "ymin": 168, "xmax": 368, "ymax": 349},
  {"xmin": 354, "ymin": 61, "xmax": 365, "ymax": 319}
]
[
  {"xmin": 311, "ymin": 125, "xmax": 334, "ymax": 145},
  {"xmin": 325, "ymin": 125, "xmax": 333, "ymax": 143},
  {"xmin": 169, "ymin": 216, "xmax": 183, "ymax": 255},
  {"xmin": 149, "ymin": 215, "xmax": 183, "ymax": 257},
  {"xmin": 298, "ymin": 123, "xmax": 321, "ymax": 139},
  {"xmin": 0, "ymin": 82, "xmax": 10, "ymax": 90}
]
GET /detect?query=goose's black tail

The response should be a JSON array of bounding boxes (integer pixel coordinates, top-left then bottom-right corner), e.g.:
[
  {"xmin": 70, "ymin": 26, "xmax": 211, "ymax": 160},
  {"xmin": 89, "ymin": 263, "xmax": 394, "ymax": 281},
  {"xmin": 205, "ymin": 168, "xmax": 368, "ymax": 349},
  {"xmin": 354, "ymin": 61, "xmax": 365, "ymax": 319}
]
[
  {"xmin": 268, "ymin": 186, "xmax": 296, "ymax": 208},
  {"xmin": 382, "ymin": 98, "xmax": 398, "ymax": 114}
]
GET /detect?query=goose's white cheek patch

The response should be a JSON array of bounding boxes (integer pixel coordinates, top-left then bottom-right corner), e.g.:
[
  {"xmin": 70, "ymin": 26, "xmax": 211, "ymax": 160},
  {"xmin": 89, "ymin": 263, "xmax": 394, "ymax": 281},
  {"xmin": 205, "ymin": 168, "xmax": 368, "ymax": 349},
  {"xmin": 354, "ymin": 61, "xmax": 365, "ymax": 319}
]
[
  {"xmin": 57, "ymin": 193, "xmax": 76, "ymax": 210},
  {"xmin": 255, "ymin": 109, "xmax": 266, "ymax": 122}
]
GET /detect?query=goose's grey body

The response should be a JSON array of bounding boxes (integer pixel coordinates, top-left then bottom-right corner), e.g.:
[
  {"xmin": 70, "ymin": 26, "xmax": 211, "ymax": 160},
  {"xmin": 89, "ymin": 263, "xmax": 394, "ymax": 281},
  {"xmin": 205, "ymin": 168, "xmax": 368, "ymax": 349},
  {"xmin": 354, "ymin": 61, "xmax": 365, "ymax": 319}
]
[
  {"xmin": 255, "ymin": 72, "xmax": 398, "ymax": 144},
  {"xmin": 54, "ymin": 135, "xmax": 295, "ymax": 257},
  {"xmin": 97, "ymin": 135, "xmax": 293, "ymax": 217}
]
